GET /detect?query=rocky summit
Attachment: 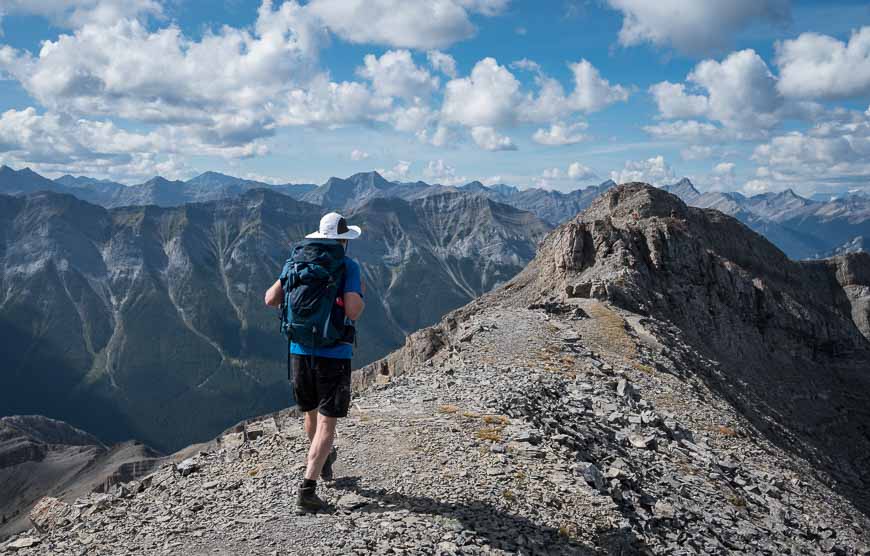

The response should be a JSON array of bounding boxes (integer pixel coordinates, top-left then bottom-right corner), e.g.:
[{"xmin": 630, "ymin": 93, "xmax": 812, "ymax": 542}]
[{"xmin": 3, "ymin": 184, "xmax": 870, "ymax": 555}]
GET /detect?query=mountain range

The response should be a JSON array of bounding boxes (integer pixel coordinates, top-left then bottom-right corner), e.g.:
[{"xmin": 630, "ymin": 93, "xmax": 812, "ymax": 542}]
[
  {"xmin": 663, "ymin": 177, "xmax": 870, "ymax": 259},
  {"xmin": 0, "ymin": 165, "xmax": 615, "ymax": 227},
  {"xmin": 0, "ymin": 187, "xmax": 548, "ymax": 453},
  {"xmin": 4, "ymin": 165, "xmax": 869, "ymax": 261}
]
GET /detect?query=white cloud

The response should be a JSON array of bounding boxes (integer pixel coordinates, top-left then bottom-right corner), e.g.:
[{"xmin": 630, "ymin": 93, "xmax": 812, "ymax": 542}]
[
  {"xmin": 776, "ymin": 27, "xmax": 870, "ymax": 100},
  {"xmin": 542, "ymin": 167, "xmax": 562, "ymax": 179},
  {"xmin": 649, "ymin": 82, "xmax": 708, "ymax": 119},
  {"xmin": 566, "ymin": 60, "xmax": 630, "ymax": 113},
  {"xmin": 531, "ymin": 121, "xmax": 588, "ymax": 145},
  {"xmin": 0, "ymin": 0, "xmax": 162, "ymax": 29},
  {"xmin": 424, "ymin": 159, "xmax": 467, "ymax": 185},
  {"xmin": 749, "ymin": 108, "xmax": 870, "ymax": 190},
  {"xmin": 610, "ymin": 155, "xmax": 675, "ymax": 185},
  {"xmin": 568, "ymin": 162, "xmax": 597, "ymax": 180},
  {"xmin": 378, "ymin": 160, "xmax": 412, "ymax": 181},
  {"xmin": 470, "ymin": 126, "xmax": 517, "ymax": 151},
  {"xmin": 680, "ymin": 145, "xmax": 714, "ymax": 160},
  {"xmin": 442, "ymin": 57, "xmax": 628, "ymax": 129},
  {"xmin": 350, "ymin": 149, "xmax": 370, "ymax": 161},
  {"xmin": 426, "ymin": 50, "xmax": 458, "ymax": 78},
  {"xmin": 440, "ymin": 56, "xmax": 626, "ymax": 150},
  {"xmin": 282, "ymin": 75, "xmax": 392, "ymax": 128},
  {"xmin": 357, "ymin": 50, "xmax": 439, "ymax": 100},
  {"xmin": 306, "ymin": 0, "xmax": 507, "ymax": 49},
  {"xmin": 381, "ymin": 100, "xmax": 437, "ymax": 134},
  {"xmin": 688, "ymin": 49, "xmax": 782, "ymax": 135},
  {"xmin": 441, "ymin": 57, "xmax": 522, "ymax": 127},
  {"xmin": 606, "ymin": 0, "xmax": 791, "ymax": 55},
  {"xmin": 649, "ymin": 49, "xmax": 784, "ymax": 139},
  {"xmin": 713, "ymin": 162, "xmax": 735, "ymax": 175},
  {"xmin": 0, "ymin": 107, "xmax": 202, "ymax": 181},
  {"xmin": 643, "ymin": 120, "xmax": 720, "ymax": 141}
]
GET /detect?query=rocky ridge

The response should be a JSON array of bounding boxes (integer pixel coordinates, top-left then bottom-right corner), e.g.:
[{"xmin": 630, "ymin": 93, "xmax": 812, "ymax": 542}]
[{"xmin": 4, "ymin": 184, "xmax": 869, "ymax": 555}]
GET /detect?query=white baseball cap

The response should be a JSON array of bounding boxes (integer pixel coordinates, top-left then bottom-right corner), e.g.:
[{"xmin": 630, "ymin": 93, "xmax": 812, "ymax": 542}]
[{"xmin": 306, "ymin": 211, "xmax": 362, "ymax": 240}]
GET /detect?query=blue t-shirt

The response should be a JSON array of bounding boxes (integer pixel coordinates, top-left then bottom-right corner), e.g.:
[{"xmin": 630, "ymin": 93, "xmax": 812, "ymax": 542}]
[{"xmin": 288, "ymin": 256, "xmax": 362, "ymax": 360}]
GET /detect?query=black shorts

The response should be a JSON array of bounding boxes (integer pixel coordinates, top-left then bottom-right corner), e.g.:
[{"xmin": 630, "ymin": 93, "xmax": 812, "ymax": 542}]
[{"xmin": 289, "ymin": 355, "xmax": 352, "ymax": 418}]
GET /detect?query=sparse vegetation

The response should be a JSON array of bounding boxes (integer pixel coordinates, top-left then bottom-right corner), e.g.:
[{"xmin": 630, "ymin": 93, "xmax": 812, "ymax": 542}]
[
  {"xmin": 437, "ymin": 404, "xmax": 459, "ymax": 414},
  {"xmin": 475, "ymin": 427, "xmax": 503, "ymax": 442},
  {"xmin": 482, "ymin": 415, "xmax": 509, "ymax": 425}
]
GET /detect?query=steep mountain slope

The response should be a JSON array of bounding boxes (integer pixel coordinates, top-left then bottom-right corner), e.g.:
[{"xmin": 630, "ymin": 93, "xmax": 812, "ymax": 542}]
[
  {"xmin": 0, "ymin": 416, "xmax": 161, "ymax": 539},
  {"xmin": 5, "ymin": 184, "xmax": 869, "ymax": 555},
  {"xmin": 0, "ymin": 190, "xmax": 548, "ymax": 452}
]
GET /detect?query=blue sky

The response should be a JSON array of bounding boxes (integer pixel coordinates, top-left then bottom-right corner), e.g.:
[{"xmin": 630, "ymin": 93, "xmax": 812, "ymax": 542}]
[{"xmin": 0, "ymin": 0, "xmax": 869, "ymax": 195}]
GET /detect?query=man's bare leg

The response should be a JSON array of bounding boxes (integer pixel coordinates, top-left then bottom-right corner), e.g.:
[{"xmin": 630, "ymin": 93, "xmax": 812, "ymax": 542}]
[
  {"xmin": 304, "ymin": 414, "xmax": 337, "ymax": 480},
  {"xmin": 303, "ymin": 409, "xmax": 317, "ymax": 442}
]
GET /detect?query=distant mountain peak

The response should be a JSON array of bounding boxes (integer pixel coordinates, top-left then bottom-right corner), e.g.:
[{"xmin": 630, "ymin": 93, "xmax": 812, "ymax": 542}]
[{"xmin": 663, "ymin": 177, "xmax": 701, "ymax": 201}]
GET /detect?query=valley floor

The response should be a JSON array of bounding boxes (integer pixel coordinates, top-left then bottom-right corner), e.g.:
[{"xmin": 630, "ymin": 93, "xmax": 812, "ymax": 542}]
[{"xmin": 4, "ymin": 301, "xmax": 869, "ymax": 555}]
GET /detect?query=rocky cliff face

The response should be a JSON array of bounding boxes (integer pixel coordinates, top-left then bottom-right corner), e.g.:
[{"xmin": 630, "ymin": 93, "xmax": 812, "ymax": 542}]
[
  {"xmin": 0, "ymin": 189, "xmax": 547, "ymax": 452},
  {"xmin": 4, "ymin": 185, "xmax": 869, "ymax": 554}
]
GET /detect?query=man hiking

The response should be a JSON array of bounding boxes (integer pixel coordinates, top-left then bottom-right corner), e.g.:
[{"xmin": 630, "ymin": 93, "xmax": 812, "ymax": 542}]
[{"xmin": 264, "ymin": 212, "xmax": 365, "ymax": 513}]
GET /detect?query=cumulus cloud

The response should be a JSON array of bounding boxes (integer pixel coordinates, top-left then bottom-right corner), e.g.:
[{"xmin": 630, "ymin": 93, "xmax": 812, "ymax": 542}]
[
  {"xmin": 648, "ymin": 49, "xmax": 783, "ymax": 138},
  {"xmin": 776, "ymin": 27, "xmax": 870, "ymax": 100},
  {"xmin": 681, "ymin": 145, "xmax": 714, "ymax": 160},
  {"xmin": 531, "ymin": 121, "xmax": 588, "ymax": 145},
  {"xmin": 606, "ymin": 0, "xmax": 791, "ymax": 55},
  {"xmin": 610, "ymin": 155, "xmax": 675, "ymax": 185},
  {"xmin": 643, "ymin": 120, "xmax": 720, "ymax": 141},
  {"xmin": 568, "ymin": 162, "xmax": 597, "ymax": 180},
  {"xmin": 749, "ymin": 108, "xmax": 870, "ymax": 190},
  {"xmin": 0, "ymin": 0, "xmax": 162, "ymax": 29},
  {"xmin": 440, "ymin": 56, "xmax": 626, "ymax": 150},
  {"xmin": 441, "ymin": 58, "xmax": 522, "ymax": 127},
  {"xmin": 427, "ymin": 50, "xmax": 458, "ymax": 78},
  {"xmin": 0, "ymin": 107, "xmax": 202, "ymax": 181},
  {"xmin": 378, "ymin": 160, "xmax": 412, "ymax": 181},
  {"xmin": 350, "ymin": 149, "xmax": 370, "ymax": 160},
  {"xmin": 470, "ymin": 126, "xmax": 517, "ymax": 151},
  {"xmin": 424, "ymin": 159, "xmax": 467, "ymax": 185},
  {"xmin": 357, "ymin": 50, "xmax": 439, "ymax": 100},
  {"xmin": 541, "ymin": 167, "xmax": 562, "ymax": 179},
  {"xmin": 281, "ymin": 75, "xmax": 392, "ymax": 128},
  {"xmin": 649, "ymin": 82, "xmax": 708, "ymax": 119},
  {"xmin": 306, "ymin": 0, "xmax": 508, "ymax": 49},
  {"xmin": 0, "ymin": 2, "xmax": 326, "ymax": 138}
]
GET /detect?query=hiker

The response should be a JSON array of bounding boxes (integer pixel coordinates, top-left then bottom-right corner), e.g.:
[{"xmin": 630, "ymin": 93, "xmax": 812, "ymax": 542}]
[{"xmin": 264, "ymin": 212, "xmax": 365, "ymax": 513}]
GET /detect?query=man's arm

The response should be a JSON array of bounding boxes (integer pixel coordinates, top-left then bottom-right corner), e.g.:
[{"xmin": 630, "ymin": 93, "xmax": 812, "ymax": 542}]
[
  {"xmin": 264, "ymin": 279, "xmax": 284, "ymax": 307},
  {"xmin": 343, "ymin": 291, "xmax": 365, "ymax": 320}
]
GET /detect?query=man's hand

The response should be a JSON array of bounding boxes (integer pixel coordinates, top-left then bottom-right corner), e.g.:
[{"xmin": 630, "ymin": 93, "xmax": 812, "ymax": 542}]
[{"xmin": 264, "ymin": 279, "xmax": 284, "ymax": 307}]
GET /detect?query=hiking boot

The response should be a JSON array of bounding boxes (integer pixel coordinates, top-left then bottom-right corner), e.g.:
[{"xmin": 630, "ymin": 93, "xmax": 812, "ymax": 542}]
[
  {"xmin": 321, "ymin": 447, "xmax": 338, "ymax": 481},
  {"xmin": 295, "ymin": 486, "xmax": 327, "ymax": 514}
]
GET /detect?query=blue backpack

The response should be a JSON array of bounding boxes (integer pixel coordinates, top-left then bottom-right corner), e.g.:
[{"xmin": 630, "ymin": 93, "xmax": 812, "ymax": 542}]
[{"xmin": 279, "ymin": 239, "xmax": 347, "ymax": 348}]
